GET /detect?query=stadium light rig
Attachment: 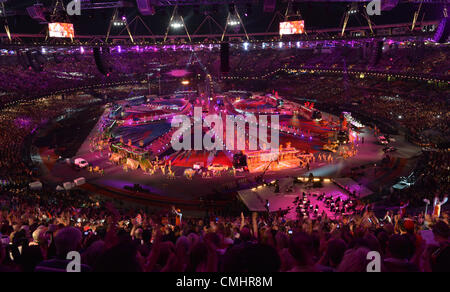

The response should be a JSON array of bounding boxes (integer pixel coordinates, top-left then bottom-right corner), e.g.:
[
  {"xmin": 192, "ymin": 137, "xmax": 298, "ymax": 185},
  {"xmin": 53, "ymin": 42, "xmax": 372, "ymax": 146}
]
[
  {"xmin": 113, "ymin": 16, "xmax": 127, "ymax": 27},
  {"xmin": 348, "ymin": 3, "xmax": 359, "ymax": 15},
  {"xmin": 171, "ymin": 21, "xmax": 183, "ymax": 29},
  {"xmin": 227, "ymin": 17, "xmax": 240, "ymax": 27}
]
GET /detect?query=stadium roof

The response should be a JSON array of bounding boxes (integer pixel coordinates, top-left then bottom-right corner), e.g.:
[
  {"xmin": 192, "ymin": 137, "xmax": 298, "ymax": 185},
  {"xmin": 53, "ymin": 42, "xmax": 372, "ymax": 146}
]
[{"xmin": 0, "ymin": 0, "xmax": 446, "ymax": 37}]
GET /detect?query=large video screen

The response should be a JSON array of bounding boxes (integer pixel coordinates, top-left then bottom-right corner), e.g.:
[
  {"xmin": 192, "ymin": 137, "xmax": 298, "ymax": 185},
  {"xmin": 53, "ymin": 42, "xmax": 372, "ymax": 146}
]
[
  {"xmin": 48, "ymin": 23, "xmax": 75, "ymax": 38},
  {"xmin": 280, "ymin": 21, "xmax": 305, "ymax": 35}
]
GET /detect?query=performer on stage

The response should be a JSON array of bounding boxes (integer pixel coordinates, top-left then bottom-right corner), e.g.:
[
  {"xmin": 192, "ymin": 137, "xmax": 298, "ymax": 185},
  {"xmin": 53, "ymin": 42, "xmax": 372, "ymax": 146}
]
[{"xmin": 432, "ymin": 195, "xmax": 448, "ymax": 218}]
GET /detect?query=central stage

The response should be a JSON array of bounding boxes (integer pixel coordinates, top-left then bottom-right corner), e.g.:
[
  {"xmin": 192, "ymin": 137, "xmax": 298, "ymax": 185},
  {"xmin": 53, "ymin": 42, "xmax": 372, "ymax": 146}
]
[{"xmin": 34, "ymin": 92, "xmax": 421, "ymax": 211}]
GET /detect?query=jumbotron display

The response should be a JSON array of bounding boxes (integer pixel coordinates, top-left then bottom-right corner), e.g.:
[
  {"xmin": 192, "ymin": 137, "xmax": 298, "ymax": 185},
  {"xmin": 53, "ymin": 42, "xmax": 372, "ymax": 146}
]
[
  {"xmin": 280, "ymin": 21, "xmax": 305, "ymax": 35},
  {"xmin": 48, "ymin": 23, "xmax": 75, "ymax": 38}
]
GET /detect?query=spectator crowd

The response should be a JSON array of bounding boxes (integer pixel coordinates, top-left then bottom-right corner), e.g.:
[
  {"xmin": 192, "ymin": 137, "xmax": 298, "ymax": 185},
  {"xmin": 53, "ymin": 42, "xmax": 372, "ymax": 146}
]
[{"xmin": 0, "ymin": 182, "xmax": 449, "ymax": 272}]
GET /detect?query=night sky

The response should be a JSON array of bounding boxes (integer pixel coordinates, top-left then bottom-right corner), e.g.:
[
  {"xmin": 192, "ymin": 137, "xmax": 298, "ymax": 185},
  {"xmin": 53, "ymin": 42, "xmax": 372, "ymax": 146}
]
[{"xmin": 0, "ymin": 1, "xmax": 445, "ymax": 36}]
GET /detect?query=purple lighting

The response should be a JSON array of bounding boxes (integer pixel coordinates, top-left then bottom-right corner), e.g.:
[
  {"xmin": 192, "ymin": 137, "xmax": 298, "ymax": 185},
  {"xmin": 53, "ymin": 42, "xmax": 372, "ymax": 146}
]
[{"xmin": 15, "ymin": 117, "xmax": 32, "ymax": 129}]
